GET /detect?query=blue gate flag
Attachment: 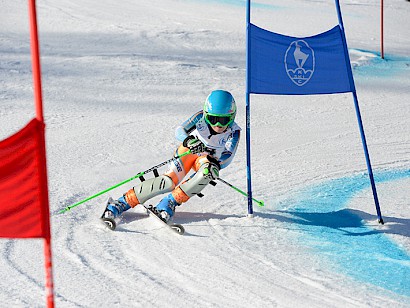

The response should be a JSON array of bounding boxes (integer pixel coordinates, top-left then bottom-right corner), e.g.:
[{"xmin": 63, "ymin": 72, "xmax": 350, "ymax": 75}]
[
  {"xmin": 249, "ymin": 23, "xmax": 355, "ymax": 95},
  {"xmin": 245, "ymin": 0, "xmax": 383, "ymax": 224}
]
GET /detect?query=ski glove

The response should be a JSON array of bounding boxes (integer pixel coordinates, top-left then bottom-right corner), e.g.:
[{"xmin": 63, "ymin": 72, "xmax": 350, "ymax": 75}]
[{"xmin": 183, "ymin": 135, "xmax": 205, "ymax": 155}]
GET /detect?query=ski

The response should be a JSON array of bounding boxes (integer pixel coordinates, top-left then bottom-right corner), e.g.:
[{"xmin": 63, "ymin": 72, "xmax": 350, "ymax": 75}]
[{"xmin": 143, "ymin": 204, "xmax": 185, "ymax": 235}]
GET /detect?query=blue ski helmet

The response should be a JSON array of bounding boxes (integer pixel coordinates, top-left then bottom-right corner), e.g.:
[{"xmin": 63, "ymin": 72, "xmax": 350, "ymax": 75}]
[{"xmin": 203, "ymin": 90, "xmax": 236, "ymax": 127}]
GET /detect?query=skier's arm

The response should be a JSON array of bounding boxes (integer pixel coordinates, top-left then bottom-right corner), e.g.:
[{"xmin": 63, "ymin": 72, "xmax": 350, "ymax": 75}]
[
  {"xmin": 175, "ymin": 110, "xmax": 203, "ymax": 142},
  {"xmin": 219, "ymin": 130, "xmax": 240, "ymax": 169}
]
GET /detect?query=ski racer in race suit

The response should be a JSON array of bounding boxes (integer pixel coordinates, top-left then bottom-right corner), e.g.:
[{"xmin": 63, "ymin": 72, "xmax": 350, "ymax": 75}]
[{"xmin": 104, "ymin": 90, "xmax": 241, "ymax": 222}]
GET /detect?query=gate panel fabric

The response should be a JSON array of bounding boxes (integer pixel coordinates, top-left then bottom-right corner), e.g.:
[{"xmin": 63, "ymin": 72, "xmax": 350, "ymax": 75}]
[
  {"xmin": 0, "ymin": 119, "xmax": 47, "ymax": 238},
  {"xmin": 249, "ymin": 24, "xmax": 354, "ymax": 95}
]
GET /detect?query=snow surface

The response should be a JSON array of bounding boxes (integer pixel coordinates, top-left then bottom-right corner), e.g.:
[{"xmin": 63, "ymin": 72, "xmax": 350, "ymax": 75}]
[{"xmin": 1, "ymin": 0, "xmax": 409, "ymax": 307}]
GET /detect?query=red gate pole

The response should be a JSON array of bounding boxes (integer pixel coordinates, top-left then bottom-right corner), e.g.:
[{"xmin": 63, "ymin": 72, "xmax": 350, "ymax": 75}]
[
  {"xmin": 28, "ymin": 0, "xmax": 44, "ymax": 121},
  {"xmin": 28, "ymin": 1, "xmax": 55, "ymax": 307},
  {"xmin": 44, "ymin": 236, "xmax": 55, "ymax": 308}
]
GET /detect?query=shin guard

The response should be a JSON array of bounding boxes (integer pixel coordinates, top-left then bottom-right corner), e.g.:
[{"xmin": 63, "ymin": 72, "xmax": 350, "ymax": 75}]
[
  {"xmin": 132, "ymin": 175, "xmax": 175, "ymax": 205},
  {"xmin": 178, "ymin": 163, "xmax": 219, "ymax": 198}
]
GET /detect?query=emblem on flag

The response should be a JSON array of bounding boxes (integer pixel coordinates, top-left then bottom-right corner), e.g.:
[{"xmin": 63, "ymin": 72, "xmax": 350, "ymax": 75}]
[{"xmin": 284, "ymin": 40, "xmax": 315, "ymax": 87}]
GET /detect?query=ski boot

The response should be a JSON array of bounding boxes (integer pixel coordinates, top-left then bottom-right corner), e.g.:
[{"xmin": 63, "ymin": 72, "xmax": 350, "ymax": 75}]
[
  {"xmin": 153, "ymin": 193, "xmax": 180, "ymax": 223},
  {"xmin": 101, "ymin": 196, "xmax": 131, "ymax": 230}
]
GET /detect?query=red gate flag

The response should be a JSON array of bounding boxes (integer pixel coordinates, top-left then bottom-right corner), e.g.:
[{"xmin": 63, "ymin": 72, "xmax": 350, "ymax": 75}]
[{"xmin": 0, "ymin": 118, "xmax": 49, "ymax": 238}]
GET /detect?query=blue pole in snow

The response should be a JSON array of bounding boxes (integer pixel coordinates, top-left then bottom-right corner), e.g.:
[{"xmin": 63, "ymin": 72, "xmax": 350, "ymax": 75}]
[
  {"xmin": 246, "ymin": 0, "xmax": 253, "ymax": 216},
  {"xmin": 351, "ymin": 92, "xmax": 384, "ymax": 224},
  {"xmin": 334, "ymin": 0, "xmax": 384, "ymax": 224}
]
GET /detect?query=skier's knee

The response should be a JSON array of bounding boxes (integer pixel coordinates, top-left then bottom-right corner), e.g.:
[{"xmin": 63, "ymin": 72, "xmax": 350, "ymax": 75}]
[
  {"xmin": 178, "ymin": 162, "xmax": 219, "ymax": 198},
  {"xmin": 125, "ymin": 175, "xmax": 175, "ymax": 206}
]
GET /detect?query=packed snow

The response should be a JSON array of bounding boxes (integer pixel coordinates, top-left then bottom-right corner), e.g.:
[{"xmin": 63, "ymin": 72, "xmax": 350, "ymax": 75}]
[{"xmin": 1, "ymin": 0, "xmax": 409, "ymax": 307}]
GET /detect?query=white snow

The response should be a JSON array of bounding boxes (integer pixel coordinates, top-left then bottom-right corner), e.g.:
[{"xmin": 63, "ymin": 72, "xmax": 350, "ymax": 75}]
[{"xmin": 1, "ymin": 0, "xmax": 409, "ymax": 307}]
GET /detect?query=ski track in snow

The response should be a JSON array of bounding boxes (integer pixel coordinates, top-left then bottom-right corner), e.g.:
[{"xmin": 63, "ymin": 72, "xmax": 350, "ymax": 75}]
[{"xmin": 1, "ymin": 0, "xmax": 410, "ymax": 307}]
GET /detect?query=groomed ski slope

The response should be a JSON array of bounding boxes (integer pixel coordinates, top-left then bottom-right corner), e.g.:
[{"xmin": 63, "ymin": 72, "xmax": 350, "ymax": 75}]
[{"xmin": 1, "ymin": 0, "xmax": 409, "ymax": 307}]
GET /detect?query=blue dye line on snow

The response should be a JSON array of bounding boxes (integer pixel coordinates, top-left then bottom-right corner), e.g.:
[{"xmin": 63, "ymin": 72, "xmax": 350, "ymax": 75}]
[
  {"xmin": 276, "ymin": 169, "xmax": 410, "ymax": 297},
  {"xmin": 351, "ymin": 49, "xmax": 410, "ymax": 79}
]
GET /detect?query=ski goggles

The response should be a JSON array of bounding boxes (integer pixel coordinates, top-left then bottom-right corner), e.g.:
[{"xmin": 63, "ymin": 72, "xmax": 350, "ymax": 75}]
[{"xmin": 204, "ymin": 113, "xmax": 234, "ymax": 127}]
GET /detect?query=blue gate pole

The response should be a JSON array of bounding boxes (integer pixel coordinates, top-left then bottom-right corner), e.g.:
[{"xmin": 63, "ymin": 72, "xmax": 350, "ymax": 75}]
[
  {"xmin": 246, "ymin": 0, "xmax": 253, "ymax": 216},
  {"xmin": 351, "ymin": 92, "xmax": 384, "ymax": 224},
  {"xmin": 335, "ymin": 0, "xmax": 384, "ymax": 224}
]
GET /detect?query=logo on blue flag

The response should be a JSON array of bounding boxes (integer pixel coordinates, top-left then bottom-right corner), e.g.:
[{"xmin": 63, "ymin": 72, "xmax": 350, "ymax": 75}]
[
  {"xmin": 248, "ymin": 24, "xmax": 354, "ymax": 95},
  {"xmin": 285, "ymin": 40, "xmax": 315, "ymax": 87}
]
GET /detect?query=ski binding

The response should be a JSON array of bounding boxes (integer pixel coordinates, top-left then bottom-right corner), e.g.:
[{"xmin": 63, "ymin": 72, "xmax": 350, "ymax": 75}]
[{"xmin": 143, "ymin": 204, "xmax": 185, "ymax": 235}]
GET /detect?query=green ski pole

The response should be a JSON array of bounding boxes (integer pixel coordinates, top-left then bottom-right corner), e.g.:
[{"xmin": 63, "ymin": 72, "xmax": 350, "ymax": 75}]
[
  {"xmin": 217, "ymin": 178, "xmax": 264, "ymax": 207},
  {"xmin": 58, "ymin": 150, "xmax": 191, "ymax": 214}
]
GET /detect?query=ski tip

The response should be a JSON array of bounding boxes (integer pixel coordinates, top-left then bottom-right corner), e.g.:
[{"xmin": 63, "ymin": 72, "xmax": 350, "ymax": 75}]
[
  {"xmin": 171, "ymin": 224, "xmax": 185, "ymax": 235},
  {"xmin": 101, "ymin": 218, "xmax": 117, "ymax": 230}
]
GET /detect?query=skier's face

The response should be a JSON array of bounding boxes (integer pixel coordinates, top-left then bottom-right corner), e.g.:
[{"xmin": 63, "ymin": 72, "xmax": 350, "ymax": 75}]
[{"xmin": 211, "ymin": 125, "xmax": 226, "ymax": 134}]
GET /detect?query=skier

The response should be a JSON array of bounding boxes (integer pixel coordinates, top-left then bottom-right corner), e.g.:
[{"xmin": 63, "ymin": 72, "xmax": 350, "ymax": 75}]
[{"xmin": 102, "ymin": 90, "xmax": 241, "ymax": 224}]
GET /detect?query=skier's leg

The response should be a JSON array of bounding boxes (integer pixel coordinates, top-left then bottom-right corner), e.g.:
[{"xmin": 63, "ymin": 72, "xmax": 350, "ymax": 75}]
[
  {"xmin": 106, "ymin": 144, "xmax": 198, "ymax": 219},
  {"xmin": 152, "ymin": 145, "xmax": 205, "ymax": 222},
  {"xmin": 178, "ymin": 156, "xmax": 219, "ymax": 199},
  {"xmin": 128, "ymin": 175, "xmax": 176, "ymax": 205},
  {"xmin": 164, "ymin": 144, "xmax": 198, "ymax": 185},
  {"xmin": 105, "ymin": 175, "xmax": 175, "ymax": 218},
  {"xmin": 155, "ymin": 155, "xmax": 219, "ymax": 222}
]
